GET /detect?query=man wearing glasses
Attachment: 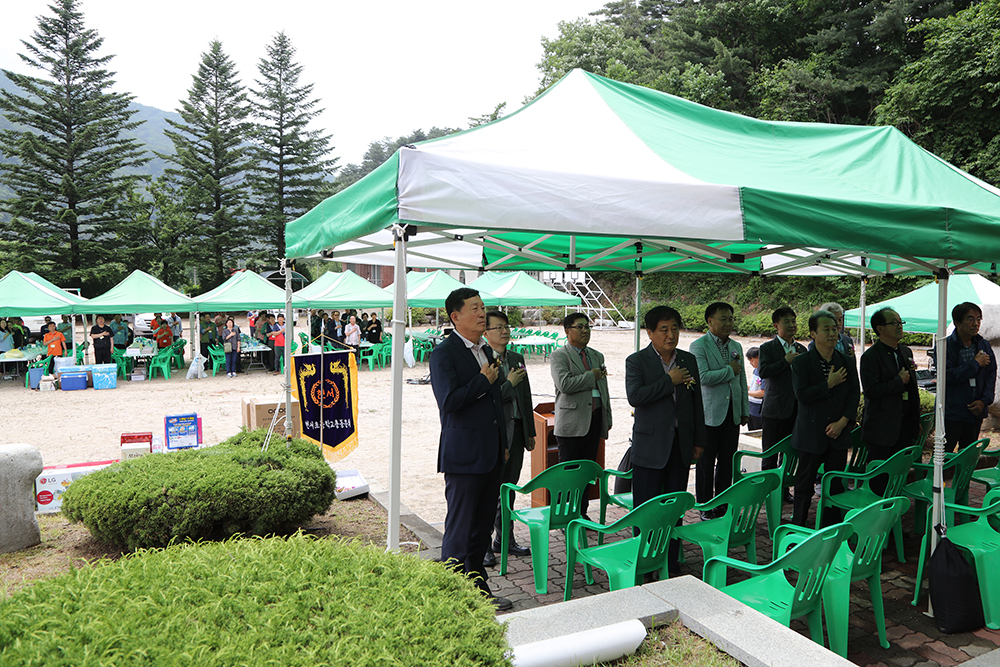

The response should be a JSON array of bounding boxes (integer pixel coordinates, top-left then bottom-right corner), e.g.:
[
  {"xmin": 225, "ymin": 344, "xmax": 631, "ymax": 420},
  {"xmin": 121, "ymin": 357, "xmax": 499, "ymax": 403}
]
[
  {"xmin": 944, "ymin": 302, "xmax": 997, "ymax": 452},
  {"xmin": 482, "ymin": 310, "xmax": 535, "ymax": 567},
  {"xmin": 859, "ymin": 308, "xmax": 920, "ymax": 489},
  {"xmin": 550, "ymin": 312, "xmax": 611, "ymax": 518}
]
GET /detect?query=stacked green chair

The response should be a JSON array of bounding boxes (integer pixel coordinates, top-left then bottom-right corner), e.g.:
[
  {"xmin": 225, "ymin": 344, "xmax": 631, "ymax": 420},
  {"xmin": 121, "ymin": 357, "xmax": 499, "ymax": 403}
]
[
  {"xmin": 563, "ymin": 491, "xmax": 695, "ymax": 601},
  {"xmin": 774, "ymin": 496, "xmax": 909, "ymax": 657},
  {"xmin": 499, "ymin": 460, "xmax": 604, "ymax": 594},
  {"xmin": 169, "ymin": 339, "xmax": 186, "ymax": 370},
  {"xmin": 705, "ymin": 522, "xmax": 855, "ymax": 646},
  {"xmin": 147, "ymin": 347, "xmax": 174, "ymax": 380},
  {"xmin": 110, "ymin": 348, "xmax": 132, "ymax": 379},
  {"xmin": 376, "ymin": 342, "xmax": 391, "ymax": 368},
  {"xmin": 358, "ymin": 345, "xmax": 375, "ymax": 370},
  {"xmin": 674, "ymin": 471, "xmax": 780, "ymax": 586},
  {"xmin": 972, "ymin": 447, "xmax": 1000, "ymax": 493},
  {"xmin": 816, "ymin": 445, "xmax": 920, "ymax": 561},
  {"xmin": 918, "ymin": 489, "xmax": 1000, "ymax": 629},
  {"xmin": 903, "ymin": 438, "xmax": 989, "ymax": 538},
  {"xmin": 733, "ymin": 435, "xmax": 800, "ymax": 536},
  {"xmin": 598, "ymin": 468, "xmax": 633, "ymax": 532},
  {"xmin": 206, "ymin": 344, "xmax": 226, "ymax": 377},
  {"xmin": 913, "ymin": 412, "xmax": 934, "ymax": 449},
  {"xmin": 25, "ymin": 356, "xmax": 51, "ymax": 388},
  {"xmin": 74, "ymin": 340, "xmax": 89, "ymax": 365},
  {"xmin": 299, "ymin": 331, "xmax": 310, "ymax": 353}
]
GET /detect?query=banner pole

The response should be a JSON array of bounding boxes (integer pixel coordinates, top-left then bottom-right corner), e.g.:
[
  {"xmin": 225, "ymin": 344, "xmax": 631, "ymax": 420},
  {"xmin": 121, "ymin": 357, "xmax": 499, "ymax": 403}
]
[
  {"xmin": 388, "ymin": 224, "xmax": 408, "ymax": 551},
  {"xmin": 284, "ymin": 259, "xmax": 293, "ymax": 443}
]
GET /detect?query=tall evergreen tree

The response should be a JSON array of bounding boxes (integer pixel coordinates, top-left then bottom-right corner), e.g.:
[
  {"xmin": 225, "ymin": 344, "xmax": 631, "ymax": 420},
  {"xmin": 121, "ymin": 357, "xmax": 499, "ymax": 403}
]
[
  {"xmin": 249, "ymin": 32, "xmax": 337, "ymax": 259},
  {"xmin": 162, "ymin": 40, "xmax": 253, "ymax": 289},
  {"xmin": 0, "ymin": 0, "xmax": 149, "ymax": 290}
]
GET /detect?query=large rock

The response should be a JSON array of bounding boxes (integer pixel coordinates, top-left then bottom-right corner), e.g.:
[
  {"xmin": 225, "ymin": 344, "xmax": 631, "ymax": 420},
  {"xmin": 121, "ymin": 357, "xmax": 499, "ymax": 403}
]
[{"xmin": 0, "ymin": 444, "xmax": 44, "ymax": 554}]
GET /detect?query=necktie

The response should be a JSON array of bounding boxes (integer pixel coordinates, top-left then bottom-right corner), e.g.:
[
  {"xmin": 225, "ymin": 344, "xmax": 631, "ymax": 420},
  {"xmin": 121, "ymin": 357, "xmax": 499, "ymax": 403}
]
[{"xmin": 580, "ymin": 348, "xmax": 590, "ymax": 370}]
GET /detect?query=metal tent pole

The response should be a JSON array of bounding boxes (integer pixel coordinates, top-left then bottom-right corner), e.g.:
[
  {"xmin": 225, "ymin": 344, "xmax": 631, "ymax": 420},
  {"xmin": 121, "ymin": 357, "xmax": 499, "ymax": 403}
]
[
  {"xmin": 858, "ymin": 276, "xmax": 868, "ymax": 366},
  {"xmin": 634, "ymin": 274, "xmax": 642, "ymax": 353},
  {"xmin": 388, "ymin": 224, "xmax": 408, "ymax": 551},
  {"xmin": 284, "ymin": 259, "xmax": 293, "ymax": 442}
]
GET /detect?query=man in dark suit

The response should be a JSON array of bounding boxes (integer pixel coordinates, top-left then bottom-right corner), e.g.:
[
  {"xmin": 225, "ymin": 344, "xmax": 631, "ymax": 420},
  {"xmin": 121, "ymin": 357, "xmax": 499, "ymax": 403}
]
[
  {"xmin": 860, "ymin": 308, "xmax": 920, "ymax": 490},
  {"xmin": 429, "ymin": 288, "xmax": 510, "ymax": 610},
  {"xmin": 626, "ymin": 305, "xmax": 706, "ymax": 571},
  {"xmin": 790, "ymin": 309, "xmax": 860, "ymax": 527},
  {"xmin": 758, "ymin": 307, "xmax": 808, "ymax": 500},
  {"xmin": 482, "ymin": 310, "xmax": 536, "ymax": 567}
]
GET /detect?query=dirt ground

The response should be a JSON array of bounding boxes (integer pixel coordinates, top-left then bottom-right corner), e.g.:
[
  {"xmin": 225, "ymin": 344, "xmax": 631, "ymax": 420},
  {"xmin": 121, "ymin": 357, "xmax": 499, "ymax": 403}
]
[{"xmin": 0, "ymin": 317, "xmax": 939, "ymax": 528}]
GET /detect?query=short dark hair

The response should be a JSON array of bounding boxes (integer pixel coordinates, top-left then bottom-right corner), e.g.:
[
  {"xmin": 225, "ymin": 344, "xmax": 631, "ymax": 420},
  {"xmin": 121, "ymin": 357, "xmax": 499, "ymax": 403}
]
[
  {"xmin": 809, "ymin": 309, "xmax": 837, "ymax": 333},
  {"xmin": 772, "ymin": 307, "xmax": 795, "ymax": 324},
  {"xmin": 562, "ymin": 312, "xmax": 589, "ymax": 330},
  {"xmin": 952, "ymin": 301, "xmax": 982, "ymax": 324},
  {"xmin": 644, "ymin": 305, "xmax": 682, "ymax": 331},
  {"xmin": 704, "ymin": 302, "xmax": 734, "ymax": 322},
  {"xmin": 485, "ymin": 310, "xmax": 508, "ymax": 327},
  {"xmin": 746, "ymin": 346, "xmax": 759, "ymax": 360},
  {"xmin": 445, "ymin": 288, "xmax": 480, "ymax": 318},
  {"xmin": 870, "ymin": 307, "xmax": 897, "ymax": 331}
]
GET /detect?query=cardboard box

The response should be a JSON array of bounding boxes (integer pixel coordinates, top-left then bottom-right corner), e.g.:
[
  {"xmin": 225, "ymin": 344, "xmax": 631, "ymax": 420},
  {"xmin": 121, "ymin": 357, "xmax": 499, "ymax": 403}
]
[
  {"xmin": 35, "ymin": 461, "xmax": 115, "ymax": 513},
  {"xmin": 121, "ymin": 432, "xmax": 152, "ymax": 460},
  {"xmin": 246, "ymin": 396, "xmax": 301, "ymax": 436},
  {"xmin": 334, "ymin": 469, "xmax": 369, "ymax": 500}
]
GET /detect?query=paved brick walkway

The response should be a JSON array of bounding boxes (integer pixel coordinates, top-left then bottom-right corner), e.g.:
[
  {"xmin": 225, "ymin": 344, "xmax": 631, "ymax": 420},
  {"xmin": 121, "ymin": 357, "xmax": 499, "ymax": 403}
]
[{"xmin": 488, "ymin": 482, "xmax": 999, "ymax": 666}]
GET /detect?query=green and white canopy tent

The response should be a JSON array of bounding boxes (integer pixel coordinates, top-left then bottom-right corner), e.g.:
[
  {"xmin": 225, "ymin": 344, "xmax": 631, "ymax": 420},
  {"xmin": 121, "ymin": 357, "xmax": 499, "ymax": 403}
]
[
  {"xmin": 195, "ymin": 270, "xmax": 290, "ymax": 311},
  {"xmin": 844, "ymin": 274, "xmax": 1000, "ymax": 335},
  {"xmin": 285, "ymin": 69, "xmax": 1000, "ymax": 557},
  {"xmin": 383, "ymin": 269, "xmax": 500, "ymax": 309},
  {"xmin": 467, "ymin": 271, "xmax": 581, "ymax": 307},
  {"xmin": 0, "ymin": 271, "xmax": 88, "ymax": 316},
  {"xmin": 294, "ymin": 270, "xmax": 394, "ymax": 310}
]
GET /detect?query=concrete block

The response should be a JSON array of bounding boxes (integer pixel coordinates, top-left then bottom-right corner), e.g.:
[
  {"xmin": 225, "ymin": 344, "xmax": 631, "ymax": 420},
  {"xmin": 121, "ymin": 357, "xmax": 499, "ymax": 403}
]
[
  {"xmin": 962, "ymin": 648, "xmax": 1000, "ymax": 667},
  {"xmin": 646, "ymin": 575, "xmax": 854, "ymax": 667},
  {"xmin": 502, "ymin": 586, "xmax": 678, "ymax": 648},
  {"xmin": 0, "ymin": 443, "xmax": 44, "ymax": 554}
]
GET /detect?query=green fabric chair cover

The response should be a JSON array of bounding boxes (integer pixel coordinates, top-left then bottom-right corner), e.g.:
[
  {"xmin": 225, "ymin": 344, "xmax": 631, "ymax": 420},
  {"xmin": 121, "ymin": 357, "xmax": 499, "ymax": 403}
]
[{"xmin": 563, "ymin": 491, "xmax": 695, "ymax": 601}]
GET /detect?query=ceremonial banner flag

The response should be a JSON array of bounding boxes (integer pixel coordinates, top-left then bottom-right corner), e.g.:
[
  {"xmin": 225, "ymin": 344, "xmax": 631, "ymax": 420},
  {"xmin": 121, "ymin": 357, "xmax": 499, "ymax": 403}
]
[{"xmin": 291, "ymin": 349, "xmax": 359, "ymax": 462}]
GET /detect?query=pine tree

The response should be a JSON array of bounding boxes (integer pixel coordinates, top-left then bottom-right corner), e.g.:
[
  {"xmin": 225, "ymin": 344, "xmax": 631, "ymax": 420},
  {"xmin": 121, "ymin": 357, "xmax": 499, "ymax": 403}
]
[
  {"xmin": 249, "ymin": 32, "xmax": 337, "ymax": 258},
  {"xmin": 0, "ymin": 0, "xmax": 149, "ymax": 289},
  {"xmin": 162, "ymin": 39, "xmax": 254, "ymax": 289}
]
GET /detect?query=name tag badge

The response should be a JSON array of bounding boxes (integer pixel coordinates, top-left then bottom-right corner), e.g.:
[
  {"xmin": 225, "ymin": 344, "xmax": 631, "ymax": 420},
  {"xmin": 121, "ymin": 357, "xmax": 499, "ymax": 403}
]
[{"xmin": 970, "ymin": 377, "xmax": 977, "ymax": 388}]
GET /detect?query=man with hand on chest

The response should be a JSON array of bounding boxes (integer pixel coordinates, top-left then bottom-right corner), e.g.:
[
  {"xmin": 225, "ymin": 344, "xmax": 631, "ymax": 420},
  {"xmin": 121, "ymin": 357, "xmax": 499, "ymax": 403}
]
[
  {"xmin": 429, "ymin": 288, "xmax": 511, "ymax": 611},
  {"xmin": 482, "ymin": 310, "xmax": 535, "ymax": 568}
]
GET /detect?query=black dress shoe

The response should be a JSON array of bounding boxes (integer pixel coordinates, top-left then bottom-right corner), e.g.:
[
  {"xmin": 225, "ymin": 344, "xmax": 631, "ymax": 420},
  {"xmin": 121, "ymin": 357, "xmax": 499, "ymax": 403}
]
[
  {"xmin": 782, "ymin": 490, "xmax": 794, "ymax": 504},
  {"xmin": 483, "ymin": 550, "xmax": 497, "ymax": 568},
  {"xmin": 495, "ymin": 540, "xmax": 530, "ymax": 557},
  {"xmin": 489, "ymin": 595, "xmax": 513, "ymax": 612}
]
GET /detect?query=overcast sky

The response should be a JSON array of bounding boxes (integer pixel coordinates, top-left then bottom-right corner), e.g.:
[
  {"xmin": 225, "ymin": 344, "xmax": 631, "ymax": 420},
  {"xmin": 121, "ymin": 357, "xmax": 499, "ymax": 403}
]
[{"xmin": 1, "ymin": 0, "xmax": 608, "ymax": 166}]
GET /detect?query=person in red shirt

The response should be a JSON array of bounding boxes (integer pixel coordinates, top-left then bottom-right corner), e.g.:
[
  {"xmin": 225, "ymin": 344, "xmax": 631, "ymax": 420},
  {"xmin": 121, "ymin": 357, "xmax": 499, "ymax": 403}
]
[
  {"xmin": 268, "ymin": 313, "xmax": 286, "ymax": 375},
  {"xmin": 43, "ymin": 322, "xmax": 65, "ymax": 372},
  {"xmin": 153, "ymin": 318, "xmax": 173, "ymax": 349}
]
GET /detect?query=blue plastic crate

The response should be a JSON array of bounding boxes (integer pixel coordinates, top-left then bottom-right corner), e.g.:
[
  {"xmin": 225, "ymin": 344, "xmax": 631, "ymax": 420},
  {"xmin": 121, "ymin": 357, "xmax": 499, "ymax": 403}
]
[{"xmin": 60, "ymin": 372, "xmax": 88, "ymax": 391}]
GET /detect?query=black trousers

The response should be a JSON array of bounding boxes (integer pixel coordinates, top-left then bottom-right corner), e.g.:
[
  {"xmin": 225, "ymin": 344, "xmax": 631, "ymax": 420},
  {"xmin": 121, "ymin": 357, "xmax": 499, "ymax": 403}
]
[
  {"xmin": 94, "ymin": 346, "xmax": 112, "ymax": 365},
  {"xmin": 867, "ymin": 417, "xmax": 915, "ymax": 495},
  {"xmin": 494, "ymin": 420, "xmax": 527, "ymax": 540},
  {"xmin": 696, "ymin": 403, "xmax": 738, "ymax": 504},
  {"xmin": 557, "ymin": 408, "xmax": 602, "ymax": 515},
  {"xmin": 793, "ymin": 446, "xmax": 847, "ymax": 527},
  {"xmin": 442, "ymin": 457, "xmax": 504, "ymax": 594},
  {"xmin": 761, "ymin": 415, "xmax": 795, "ymax": 472},
  {"xmin": 632, "ymin": 438, "xmax": 689, "ymax": 569},
  {"xmin": 944, "ymin": 419, "xmax": 982, "ymax": 453}
]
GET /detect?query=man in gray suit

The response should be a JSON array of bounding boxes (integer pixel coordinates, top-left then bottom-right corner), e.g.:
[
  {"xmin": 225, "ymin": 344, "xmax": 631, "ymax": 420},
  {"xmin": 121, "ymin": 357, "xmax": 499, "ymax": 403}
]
[
  {"xmin": 483, "ymin": 310, "xmax": 536, "ymax": 567},
  {"xmin": 689, "ymin": 302, "xmax": 749, "ymax": 514},
  {"xmin": 550, "ymin": 312, "xmax": 611, "ymax": 517},
  {"xmin": 626, "ymin": 305, "xmax": 706, "ymax": 571}
]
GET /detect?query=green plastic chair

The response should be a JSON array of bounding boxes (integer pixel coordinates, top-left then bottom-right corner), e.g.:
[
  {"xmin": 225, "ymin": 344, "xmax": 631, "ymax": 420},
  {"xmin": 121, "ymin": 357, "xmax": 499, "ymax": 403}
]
[
  {"xmin": 499, "ymin": 459, "xmax": 604, "ymax": 594},
  {"xmin": 206, "ymin": 344, "xmax": 226, "ymax": 377},
  {"xmin": 774, "ymin": 496, "xmax": 909, "ymax": 657},
  {"xmin": 705, "ymin": 521, "xmax": 855, "ymax": 646},
  {"xmin": 147, "ymin": 348, "xmax": 173, "ymax": 380},
  {"xmin": 846, "ymin": 426, "xmax": 868, "ymax": 473},
  {"xmin": 816, "ymin": 445, "xmax": 920, "ymax": 560},
  {"xmin": 170, "ymin": 339, "xmax": 186, "ymax": 370},
  {"xmin": 563, "ymin": 491, "xmax": 695, "ymax": 601},
  {"xmin": 913, "ymin": 412, "xmax": 934, "ymax": 449},
  {"xmin": 110, "ymin": 348, "xmax": 131, "ymax": 379},
  {"xmin": 733, "ymin": 434, "xmax": 799, "ymax": 536},
  {"xmin": 903, "ymin": 437, "xmax": 989, "ymax": 537},
  {"xmin": 74, "ymin": 340, "xmax": 88, "ymax": 364},
  {"xmin": 598, "ymin": 467, "xmax": 633, "ymax": 534},
  {"xmin": 299, "ymin": 331, "xmax": 310, "ymax": 353},
  {"xmin": 674, "ymin": 471, "xmax": 780, "ymax": 586},
  {"xmin": 358, "ymin": 345, "xmax": 375, "ymax": 370},
  {"xmin": 928, "ymin": 489, "xmax": 1000, "ymax": 630},
  {"xmin": 971, "ymin": 447, "xmax": 1000, "ymax": 493}
]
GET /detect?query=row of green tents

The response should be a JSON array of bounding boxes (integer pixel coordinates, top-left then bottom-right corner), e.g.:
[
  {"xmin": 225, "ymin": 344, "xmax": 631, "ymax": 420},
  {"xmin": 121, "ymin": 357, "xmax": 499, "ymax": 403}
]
[{"xmin": 0, "ymin": 268, "xmax": 580, "ymax": 318}]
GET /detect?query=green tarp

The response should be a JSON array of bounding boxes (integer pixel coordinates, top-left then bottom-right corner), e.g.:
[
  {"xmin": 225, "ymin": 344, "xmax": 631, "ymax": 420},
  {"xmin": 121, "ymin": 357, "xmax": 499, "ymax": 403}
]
[
  {"xmin": 0, "ymin": 271, "xmax": 88, "ymax": 316},
  {"xmin": 467, "ymin": 271, "xmax": 581, "ymax": 307},
  {"xmin": 73, "ymin": 270, "xmax": 197, "ymax": 314},
  {"xmin": 195, "ymin": 270, "xmax": 290, "ymax": 311},
  {"xmin": 383, "ymin": 270, "xmax": 499, "ymax": 309},
  {"xmin": 294, "ymin": 270, "xmax": 393, "ymax": 309}
]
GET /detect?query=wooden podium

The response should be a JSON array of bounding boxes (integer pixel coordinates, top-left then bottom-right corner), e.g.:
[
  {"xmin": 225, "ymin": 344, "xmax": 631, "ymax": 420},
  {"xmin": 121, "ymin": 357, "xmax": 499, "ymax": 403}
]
[{"xmin": 530, "ymin": 401, "xmax": 604, "ymax": 507}]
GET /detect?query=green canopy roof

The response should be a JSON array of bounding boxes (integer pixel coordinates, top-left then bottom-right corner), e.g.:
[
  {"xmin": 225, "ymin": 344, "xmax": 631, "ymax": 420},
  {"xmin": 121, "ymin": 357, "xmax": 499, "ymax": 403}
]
[
  {"xmin": 467, "ymin": 271, "xmax": 581, "ymax": 307},
  {"xmin": 843, "ymin": 274, "xmax": 1000, "ymax": 334},
  {"xmin": 287, "ymin": 69, "xmax": 1000, "ymax": 276},
  {"xmin": 195, "ymin": 270, "xmax": 290, "ymax": 311},
  {"xmin": 383, "ymin": 270, "xmax": 499, "ymax": 308},
  {"xmin": 74, "ymin": 270, "xmax": 197, "ymax": 314},
  {"xmin": 294, "ymin": 270, "xmax": 393, "ymax": 309},
  {"xmin": 0, "ymin": 271, "xmax": 89, "ymax": 316}
]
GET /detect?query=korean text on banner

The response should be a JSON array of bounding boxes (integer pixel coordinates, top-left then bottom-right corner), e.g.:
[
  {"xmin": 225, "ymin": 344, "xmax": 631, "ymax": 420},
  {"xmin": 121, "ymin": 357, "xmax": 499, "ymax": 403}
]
[{"xmin": 291, "ymin": 349, "xmax": 360, "ymax": 462}]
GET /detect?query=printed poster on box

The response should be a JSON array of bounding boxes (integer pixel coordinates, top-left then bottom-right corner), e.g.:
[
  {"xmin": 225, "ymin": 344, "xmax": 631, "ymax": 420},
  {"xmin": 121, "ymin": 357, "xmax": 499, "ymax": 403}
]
[{"xmin": 164, "ymin": 413, "xmax": 199, "ymax": 450}]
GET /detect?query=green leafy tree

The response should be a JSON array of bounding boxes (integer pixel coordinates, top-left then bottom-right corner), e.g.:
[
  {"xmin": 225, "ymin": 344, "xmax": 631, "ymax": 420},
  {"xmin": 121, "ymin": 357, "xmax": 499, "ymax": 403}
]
[
  {"xmin": 536, "ymin": 18, "xmax": 653, "ymax": 93},
  {"xmin": 162, "ymin": 40, "xmax": 254, "ymax": 289},
  {"xmin": 249, "ymin": 32, "xmax": 337, "ymax": 259},
  {"xmin": 877, "ymin": 0, "xmax": 1000, "ymax": 185},
  {"xmin": 468, "ymin": 102, "xmax": 507, "ymax": 128},
  {"xmin": 0, "ymin": 0, "xmax": 149, "ymax": 291},
  {"xmin": 113, "ymin": 178, "xmax": 193, "ymax": 287}
]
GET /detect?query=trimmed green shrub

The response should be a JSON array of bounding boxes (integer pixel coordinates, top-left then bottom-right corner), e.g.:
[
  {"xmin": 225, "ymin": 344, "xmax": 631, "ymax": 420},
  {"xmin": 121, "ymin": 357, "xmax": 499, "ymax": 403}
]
[
  {"xmin": 61, "ymin": 428, "xmax": 336, "ymax": 551},
  {"xmin": 0, "ymin": 535, "xmax": 511, "ymax": 666}
]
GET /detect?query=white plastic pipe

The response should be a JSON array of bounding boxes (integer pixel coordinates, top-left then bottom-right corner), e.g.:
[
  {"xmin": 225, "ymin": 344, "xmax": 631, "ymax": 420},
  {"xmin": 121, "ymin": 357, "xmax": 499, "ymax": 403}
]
[
  {"xmin": 512, "ymin": 620, "xmax": 647, "ymax": 667},
  {"xmin": 388, "ymin": 225, "xmax": 408, "ymax": 551}
]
